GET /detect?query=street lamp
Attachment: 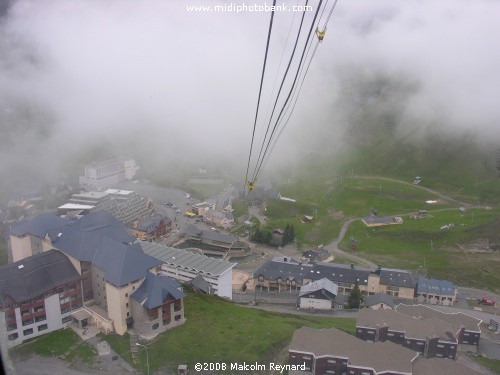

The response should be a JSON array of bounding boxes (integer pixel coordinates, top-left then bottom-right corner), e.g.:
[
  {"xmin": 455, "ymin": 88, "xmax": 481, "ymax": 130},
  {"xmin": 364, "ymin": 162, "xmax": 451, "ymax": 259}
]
[{"xmin": 136, "ymin": 343, "xmax": 150, "ymax": 375}]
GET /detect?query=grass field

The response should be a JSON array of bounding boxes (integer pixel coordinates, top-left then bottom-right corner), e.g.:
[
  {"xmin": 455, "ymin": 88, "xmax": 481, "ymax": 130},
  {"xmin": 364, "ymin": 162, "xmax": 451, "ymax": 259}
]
[
  {"xmin": 473, "ymin": 355, "xmax": 500, "ymax": 374},
  {"xmin": 11, "ymin": 329, "xmax": 97, "ymax": 364},
  {"xmin": 103, "ymin": 292, "xmax": 355, "ymax": 374},
  {"xmin": 339, "ymin": 208, "xmax": 500, "ymax": 291},
  {"xmin": 265, "ymin": 177, "xmax": 452, "ymax": 247}
]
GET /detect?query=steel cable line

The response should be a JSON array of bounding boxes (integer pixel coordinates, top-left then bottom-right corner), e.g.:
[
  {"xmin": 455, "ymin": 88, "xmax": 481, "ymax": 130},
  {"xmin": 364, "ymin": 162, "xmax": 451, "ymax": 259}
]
[
  {"xmin": 243, "ymin": 0, "xmax": 277, "ymax": 192},
  {"xmin": 252, "ymin": 0, "xmax": 324, "ymax": 181},
  {"xmin": 251, "ymin": 0, "xmax": 310, "ymax": 180},
  {"xmin": 257, "ymin": 0, "xmax": 340, "ymax": 174}
]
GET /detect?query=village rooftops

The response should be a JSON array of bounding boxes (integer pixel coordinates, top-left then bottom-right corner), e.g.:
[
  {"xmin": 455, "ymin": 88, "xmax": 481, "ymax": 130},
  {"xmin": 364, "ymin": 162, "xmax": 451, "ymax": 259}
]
[
  {"xmin": 357, "ymin": 309, "xmax": 458, "ymax": 342},
  {"xmin": 290, "ymin": 326, "xmax": 417, "ymax": 374},
  {"xmin": 299, "ymin": 278, "xmax": 338, "ymax": 297},
  {"xmin": 0, "ymin": 250, "xmax": 80, "ymax": 304},
  {"xmin": 131, "ymin": 272, "xmax": 185, "ymax": 309},
  {"xmin": 139, "ymin": 241, "xmax": 236, "ymax": 276},
  {"xmin": 417, "ymin": 276, "xmax": 457, "ymax": 296},
  {"xmin": 136, "ymin": 214, "xmax": 170, "ymax": 232},
  {"xmin": 395, "ymin": 304, "xmax": 482, "ymax": 332}
]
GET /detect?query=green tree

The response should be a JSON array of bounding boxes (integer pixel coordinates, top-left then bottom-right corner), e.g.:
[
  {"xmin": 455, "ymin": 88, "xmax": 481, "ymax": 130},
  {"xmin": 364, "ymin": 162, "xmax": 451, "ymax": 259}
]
[
  {"xmin": 252, "ymin": 227, "xmax": 262, "ymax": 243},
  {"xmin": 348, "ymin": 280, "xmax": 363, "ymax": 309},
  {"xmin": 290, "ymin": 225, "xmax": 295, "ymax": 243},
  {"xmin": 283, "ymin": 224, "xmax": 291, "ymax": 245},
  {"xmin": 261, "ymin": 229, "xmax": 272, "ymax": 245}
]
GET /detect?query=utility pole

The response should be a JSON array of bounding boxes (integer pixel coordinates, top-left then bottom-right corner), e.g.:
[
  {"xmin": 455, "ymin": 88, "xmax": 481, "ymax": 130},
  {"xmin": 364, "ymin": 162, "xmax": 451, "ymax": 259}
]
[{"xmin": 430, "ymin": 240, "xmax": 433, "ymax": 252}]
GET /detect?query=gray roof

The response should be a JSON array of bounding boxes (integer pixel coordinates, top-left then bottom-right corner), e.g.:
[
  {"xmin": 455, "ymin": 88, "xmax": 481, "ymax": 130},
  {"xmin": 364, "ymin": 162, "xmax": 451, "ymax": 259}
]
[
  {"xmin": 412, "ymin": 356, "xmax": 483, "ymax": 375},
  {"xmin": 48, "ymin": 211, "xmax": 162, "ymax": 286},
  {"xmin": 139, "ymin": 241, "xmax": 235, "ymax": 276},
  {"xmin": 377, "ymin": 267, "xmax": 417, "ymax": 289},
  {"xmin": 131, "ymin": 272, "xmax": 185, "ymax": 309},
  {"xmin": 10, "ymin": 213, "xmax": 67, "ymax": 238},
  {"xmin": 290, "ymin": 327, "xmax": 416, "ymax": 374},
  {"xmin": 190, "ymin": 274, "xmax": 213, "ymax": 294},
  {"xmin": 364, "ymin": 293, "xmax": 395, "ymax": 308},
  {"xmin": 362, "ymin": 216, "xmax": 402, "ymax": 225},
  {"xmin": 357, "ymin": 309, "xmax": 458, "ymax": 341},
  {"xmin": 395, "ymin": 304, "xmax": 482, "ymax": 332},
  {"xmin": 185, "ymin": 225, "xmax": 237, "ymax": 244},
  {"xmin": 255, "ymin": 258, "xmax": 371, "ymax": 285},
  {"xmin": 300, "ymin": 278, "xmax": 338, "ymax": 297},
  {"xmin": 0, "ymin": 250, "xmax": 80, "ymax": 303},
  {"xmin": 417, "ymin": 276, "xmax": 457, "ymax": 296},
  {"xmin": 136, "ymin": 214, "xmax": 170, "ymax": 232}
]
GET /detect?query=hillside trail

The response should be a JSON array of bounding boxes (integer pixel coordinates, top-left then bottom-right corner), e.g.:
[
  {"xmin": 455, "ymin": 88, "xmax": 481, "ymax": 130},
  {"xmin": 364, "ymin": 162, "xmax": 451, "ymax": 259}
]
[
  {"xmin": 323, "ymin": 175, "xmax": 483, "ymax": 270},
  {"xmin": 353, "ymin": 175, "xmax": 473, "ymax": 207}
]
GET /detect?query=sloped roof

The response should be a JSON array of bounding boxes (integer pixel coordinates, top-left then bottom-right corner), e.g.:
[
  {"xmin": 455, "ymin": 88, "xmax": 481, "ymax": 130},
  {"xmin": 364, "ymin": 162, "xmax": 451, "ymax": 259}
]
[
  {"xmin": 92, "ymin": 239, "xmax": 162, "ymax": 286},
  {"xmin": 377, "ymin": 268, "xmax": 417, "ymax": 288},
  {"xmin": 417, "ymin": 276, "xmax": 457, "ymax": 296},
  {"xmin": 10, "ymin": 213, "xmax": 67, "ymax": 238},
  {"xmin": 0, "ymin": 250, "xmax": 80, "ymax": 303},
  {"xmin": 290, "ymin": 327, "xmax": 416, "ymax": 374},
  {"xmin": 131, "ymin": 272, "xmax": 185, "ymax": 309},
  {"xmin": 395, "ymin": 304, "xmax": 482, "ymax": 332},
  {"xmin": 136, "ymin": 214, "xmax": 170, "ymax": 232},
  {"xmin": 191, "ymin": 275, "xmax": 213, "ymax": 294},
  {"xmin": 51, "ymin": 211, "xmax": 134, "ymax": 262},
  {"xmin": 185, "ymin": 225, "xmax": 237, "ymax": 244},
  {"xmin": 364, "ymin": 293, "xmax": 395, "ymax": 308},
  {"xmin": 357, "ymin": 309, "xmax": 458, "ymax": 341},
  {"xmin": 300, "ymin": 278, "xmax": 338, "ymax": 297},
  {"xmin": 412, "ymin": 356, "xmax": 483, "ymax": 375},
  {"xmin": 254, "ymin": 259, "xmax": 371, "ymax": 285},
  {"xmin": 139, "ymin": 241, "xmax": 235, "ymax": 276}
]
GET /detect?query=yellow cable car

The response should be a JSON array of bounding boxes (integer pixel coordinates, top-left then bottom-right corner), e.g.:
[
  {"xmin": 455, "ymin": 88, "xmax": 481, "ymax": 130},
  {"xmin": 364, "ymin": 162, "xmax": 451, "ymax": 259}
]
[
  {"xmin": 246, "ymin": 179, "xmax": 256, "ymax": 191},
  {"xmin": 316, "ymin": 27, "xmax": 326, "ymax": 42}
]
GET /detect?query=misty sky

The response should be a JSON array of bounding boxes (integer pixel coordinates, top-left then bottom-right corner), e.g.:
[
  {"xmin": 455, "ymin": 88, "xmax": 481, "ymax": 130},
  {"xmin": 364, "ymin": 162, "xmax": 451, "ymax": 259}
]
[{"xmin": 1, "ymin": 0, "xmax": 499, "ymax": 189}]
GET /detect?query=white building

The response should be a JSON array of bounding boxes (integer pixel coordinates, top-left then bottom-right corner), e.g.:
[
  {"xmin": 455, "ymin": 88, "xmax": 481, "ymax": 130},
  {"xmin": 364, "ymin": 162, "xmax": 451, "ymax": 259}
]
[
  {"xmin": 139, "ymin": 241, "xmax": 236, "ymax": 299},
  {"xmin": 299, "ymin": 278, "xmax": 338, "ymax": 310},
  {"xmin": 79, "ymin": 157, "xmax": 138, "ymax": 191}
]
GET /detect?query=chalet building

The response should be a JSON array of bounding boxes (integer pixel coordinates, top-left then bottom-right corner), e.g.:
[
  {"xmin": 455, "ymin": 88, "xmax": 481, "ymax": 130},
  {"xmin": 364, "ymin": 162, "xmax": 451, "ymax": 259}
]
[
  {"xmin": 300, "ymin": 245, "xmax": 329, "ymax": 263},
  {"xmin": 8, "ymin": 211, "xmax": 186, "ymax": 339},
  {"xmin": 356, "ymin": 309, "xmax": 459, "ymax": 359},
  {"xmin": 203, "ymin": 210, "xmax": 234, "ymax": 229},
  {"xmin": 139, "ymin": 241, "xmax": 236, "ymax": 299},
  {"xmin": 130, "ymin": 272, "xmax": 185, "ymax": 338},
  {"xmin": 0, "ymin": 250, "xmax": 83, "ymax": 347},
  {"xmin": 368, "ymin": 266, "xmax": 417, "ymax": 299},
  {"xmin": 364, "ymin": 293, "xmax": 395, "ymax": 310},
  {"xmin": 396, "ymin": 304, "xmax": 482, "ymax": 346},
  {"xmin": 299, "ymin": 278, "xmax": 338, "ymax": 310},
  {"xmin": 79, "ymin": 157, "xmax": 138, "ymax": 190},
  {"xmin": 184, "ymin": 225, "xmax": 245, "ymax": 252},
  {"xmin": 192, "ymin": 201, "xmax": 216, "ymax": 216},
  {"xmin": 254, "ymin": 257, "xmax": 372, "ymax": 295},
  {"xmin": 132, "ymin": 214, "xmax": 171, "ymax": 241},
  {"xmin": 416, "ymin": 277, "xmax": 457, "ymax": 306},
  {"xmin": 289, "ymin": 326, "xmax": 417, "ymax": 375}
]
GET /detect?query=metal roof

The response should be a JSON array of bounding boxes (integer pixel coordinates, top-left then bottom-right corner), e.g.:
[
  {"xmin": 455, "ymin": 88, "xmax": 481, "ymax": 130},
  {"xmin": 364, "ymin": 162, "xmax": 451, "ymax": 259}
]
[
  {"xmin": 139, "ymin": 241, "xmax": 235, "ymax": 276},
  {"xmin": 185, "ymin": 225, "xmax": 237, "ymax": 244},
  {"xmin": 0, "ymin": 250, "xmax": 80, "ymax": 303},
  {"xmin": 364, "ymin": 293, "xmax": 395, "ymax": 308},
  {"xmin": 417, "ymin": 276, "xmax": 457, "ymax": 296},
  {"xmin": 377, "ymin": 268, "xmax": 417, "ymax": 288}
]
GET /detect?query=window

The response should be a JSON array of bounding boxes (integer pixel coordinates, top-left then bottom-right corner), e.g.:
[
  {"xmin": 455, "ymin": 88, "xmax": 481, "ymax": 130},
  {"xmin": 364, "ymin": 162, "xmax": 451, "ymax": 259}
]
[
  {"xmin": 38, "ymin": 324, "xmax": 48, "ymax": 332},
  {"xmin": 23, "ymin": 328, "xmax": 33, "ymax": 336},
  {"xmin": 152, "ymin": 323, "xmax": 159, "ymax": 330},
  {"xmin": 22, "ymin": 318, "xmax": 34, "ymax": 326},
  {"xmin": 126, "ymin": 303, "xmax": 129, "ymax": 308},
  {"xmin": 125, "ymin": 293, "xmax": 128, "ymax": 298},
  {"xmin": 417, "ymin": 342, "xmax": 424, "ymax": 346},
  {"xmin": 7, "ymin": 323, "xmax": 17, "ymax": 331},
  {"xmin": 437, "ymin": 344, "xmax": 444, "ymax": 348},
  {"xmin": 62, "ymin": 316, "xmax": 72, "ymax": 324},
  {"xmin": 8, "ymin": 333, "xmax": 18, "ymax": 341},
  {"xmin": 35, "ymin": 315, "xmax": 46, "ymax": 323},
  {"xmin": 127, "ymin": 312, "xmax": 130, "ymax": 317}
]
